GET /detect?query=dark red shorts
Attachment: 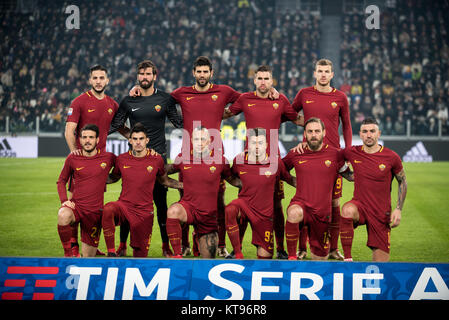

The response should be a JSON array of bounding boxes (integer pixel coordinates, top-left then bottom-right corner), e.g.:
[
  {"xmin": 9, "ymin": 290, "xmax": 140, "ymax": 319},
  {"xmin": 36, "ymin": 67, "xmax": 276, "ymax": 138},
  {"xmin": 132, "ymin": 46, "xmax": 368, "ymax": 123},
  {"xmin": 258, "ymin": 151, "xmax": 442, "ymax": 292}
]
[
  {"xmin": 229, "ymin": 198, "xmax": 274, "ymax": 254},
  {"xmin": 178, "ymin": 200, "xmax": 218, "ymax": 236},
  {"xmin": 347, "ymin": 199, "xmax": 391, "ymax": 253},
  {"xmin": 288, "ymin": 200, "xmax": 330, "ymax": 257},
  {"xmin": 61, "ymin": 203, "xmax": 101, "ymax": 247},
  {"xmin": 105, "ymin": 201, "xmax": 154, "ymax": 253}
]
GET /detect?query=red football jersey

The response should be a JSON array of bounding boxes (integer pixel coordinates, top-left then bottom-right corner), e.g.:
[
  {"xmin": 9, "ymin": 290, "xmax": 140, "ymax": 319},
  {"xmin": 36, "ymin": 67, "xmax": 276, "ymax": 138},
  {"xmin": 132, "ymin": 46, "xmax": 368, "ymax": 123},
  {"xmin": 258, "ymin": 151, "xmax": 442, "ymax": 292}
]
[
  {"xmin": 111, "ymin": 150, "xmax": 165, "ymax": 214},
  {"xmin": 57, "ymin": 150, "xmax": 115, "ymax": 212},
  {"xmin": 343, "ymin": 145, "xmax": 403, "ymax": 222},
  {"xmin": 292, "ymin": 86, "xmax": 351, "ymax": 149},
  {"xmin": 283, "ymin": 144, "xmax": 345, "ymax": 222},
  {"xmin": 229, "ymin": 92, "xmax": 298, "ymax": 154},
  {"xmin": 231, "ymin": 152, "xmax": 292, "ymax": 219},
  {"xmin": 173, "ymin": 153, "xmax": 232, "ymax": 213},
  {"xmin": 66, "ymin": 90, "xmax": 119, "ymax": 150},
  {"xmin": 171, "ymin": 84, "xmax": 241, "ymax": 149}
]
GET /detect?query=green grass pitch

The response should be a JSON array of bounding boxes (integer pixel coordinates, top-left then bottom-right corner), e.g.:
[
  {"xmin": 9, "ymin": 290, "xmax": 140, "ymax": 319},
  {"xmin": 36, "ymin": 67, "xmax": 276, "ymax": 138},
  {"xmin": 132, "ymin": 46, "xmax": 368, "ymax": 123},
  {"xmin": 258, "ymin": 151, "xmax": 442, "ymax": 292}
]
[{"xmin": 0, "ymin": 157, "xmax": 448, "ymax": 262}]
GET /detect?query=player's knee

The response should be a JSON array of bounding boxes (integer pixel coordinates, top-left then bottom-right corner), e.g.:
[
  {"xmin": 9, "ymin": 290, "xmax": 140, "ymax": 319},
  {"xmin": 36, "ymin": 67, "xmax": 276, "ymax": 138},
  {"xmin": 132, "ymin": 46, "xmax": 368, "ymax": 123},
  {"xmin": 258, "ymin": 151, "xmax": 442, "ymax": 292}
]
[
  {"xmin": 167, "ymin": 204, "xmax": 181, "ymax": 219},
  {"xmin": 287, "ymin": 205, "xmax": 303, "ymax": 223},
  {"xmin": 57, "ymin": 207, "xmax": 73, "ymax": 226},
  {"xmin": 341, "ymin": 202, "xmax": 357, "ymax": 219}
]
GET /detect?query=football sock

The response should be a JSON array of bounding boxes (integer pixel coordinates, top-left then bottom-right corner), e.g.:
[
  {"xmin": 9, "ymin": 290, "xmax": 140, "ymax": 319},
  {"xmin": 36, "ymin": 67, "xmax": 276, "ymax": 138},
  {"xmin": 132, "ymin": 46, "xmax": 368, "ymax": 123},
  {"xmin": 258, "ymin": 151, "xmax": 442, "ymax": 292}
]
[
  {"xmin": 102, "ymin": 203, "xmax": 117, "ymax": 254},
  {"xmin": 285, "ymin": 221, "xmax": 299, "ymax": 258},
  {"xmin": 70, "ymin": 222, "xmax": 79, "ymax": 246},
  {"xmin": 217, "ymin": 207, "xmax": 226, "ymax": 248},
  {"xmin": 181, "ymin": 223, "xmax": 190, "ymax": 248},
  {"xmin": 273, "ymin": 205, "xmax": 285, "ymax": 251},
  {"xmin": 329, "ymin": 205, "xmax": 341, "ymax": 251},
  {"xmin": 340, "ymin": 217, "xmax": 354, "ymax": 260},
  {"xmin": 299, "ymin": 225, "xmax": 308, "ymax": 251},
  {"xmin": 58, "ymin": 224, "xmax": 73, "ymax": 257},
  {"xmin": 225, "ymin": 204, "xmax": 242, "ymax": 257},
  {"xmin": 166, "ymin": 218, "xmax": 182, "ymax": 256}
]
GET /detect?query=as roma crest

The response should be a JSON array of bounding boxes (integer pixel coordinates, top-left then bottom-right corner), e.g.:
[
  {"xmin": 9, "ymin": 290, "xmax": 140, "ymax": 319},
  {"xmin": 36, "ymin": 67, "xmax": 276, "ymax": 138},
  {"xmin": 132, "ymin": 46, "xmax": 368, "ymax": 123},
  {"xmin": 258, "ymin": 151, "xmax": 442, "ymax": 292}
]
[
  {"xmin": 210, "ymin": 166, "xmax": 217, "ymax": 173},
  {"xmin": 211, "ymin": 94, "xmax": 218, "ymax": 101},
  {"xmin": 324, "ymin": 160, "xmax": 332, "ymax": 167},
  {"xmin": 154, "ymin": 105, "xmax": 161, "ymax": 112},
  {"xmin": 147, "ymin": 166, "xmax": 153, "ymax": 173},
  {"xmin": 273, "ymin": 103, "xmax": 279, "ymax": 109},
  {"xmin": 379, "ymin": 164, "xmax": 386, "ymax": 171}
]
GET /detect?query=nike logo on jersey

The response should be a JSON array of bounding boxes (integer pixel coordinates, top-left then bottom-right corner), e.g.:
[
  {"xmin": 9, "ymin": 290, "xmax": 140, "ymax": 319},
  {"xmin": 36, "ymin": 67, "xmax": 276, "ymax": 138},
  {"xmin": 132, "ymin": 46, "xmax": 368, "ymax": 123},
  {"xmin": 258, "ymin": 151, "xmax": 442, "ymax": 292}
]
[
  {"xmin": 298, "ymin": 160, "xmax": 307, "ymax": 164},
  {"xmin": 183, "ymin": 166, "xmax": 192, "ymax": 170},
  {"xmin": 76, "ymin": 167, "xmax": 84, "ymax": 171},
  {"xmin": 131, "ymin": 108, "xmax": 140, "ymax": 112},
  {"xmin": 87, "ymin": 109, "xmax": 95, "ymax": 112},
  {"xmin": 239, "ymin": 171, "xmax": 247, "ymax": 175},
  {"xmin": 354, "ymin": 160, "xmax": 362, "ymax": 163},
  {"xmin": 186, "ymin": 97, "xmax": 194, "ymax": 100},
  {"xmin": 248, "ymin": 103, "xmax": 256, "ymax": 107},
  {"xmin": 123, "ymin": 165, "xmax": 131, "ymax": 169},
  {"xmin": 305, "ymin": 100, "xmax": 314, "ymax": 104}
]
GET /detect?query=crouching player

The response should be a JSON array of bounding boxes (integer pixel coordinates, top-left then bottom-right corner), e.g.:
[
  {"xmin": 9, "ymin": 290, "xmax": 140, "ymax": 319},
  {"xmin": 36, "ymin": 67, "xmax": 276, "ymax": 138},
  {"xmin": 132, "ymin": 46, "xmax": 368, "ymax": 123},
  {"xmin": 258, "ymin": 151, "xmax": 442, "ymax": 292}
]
[
  {"xmin": 165, "ymin": 126, "xmax": 241, "ymax": 258},
  {"xmin": 103, "ymin": 123, "xmax": 183, "ymax": 257},
  {"xmin": 225, "ymin": 128, "xmax": 296, "ymax": 259},
  {"xmin": 57, "ymin": 124, "xmax": 115, "ymax": 257}
]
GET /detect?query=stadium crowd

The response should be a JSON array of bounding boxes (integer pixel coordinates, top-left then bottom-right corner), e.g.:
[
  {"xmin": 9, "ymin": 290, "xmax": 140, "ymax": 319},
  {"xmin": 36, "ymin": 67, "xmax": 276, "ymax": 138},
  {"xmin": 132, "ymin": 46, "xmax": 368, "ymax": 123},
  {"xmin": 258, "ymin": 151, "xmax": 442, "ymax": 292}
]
[
  {"xmin": 340, "ymin": 0, "xmax": 449, "ymax": 135},
  {"xmin": 0, "ymin": 0, "xmax": 447, "ymax": 135}
]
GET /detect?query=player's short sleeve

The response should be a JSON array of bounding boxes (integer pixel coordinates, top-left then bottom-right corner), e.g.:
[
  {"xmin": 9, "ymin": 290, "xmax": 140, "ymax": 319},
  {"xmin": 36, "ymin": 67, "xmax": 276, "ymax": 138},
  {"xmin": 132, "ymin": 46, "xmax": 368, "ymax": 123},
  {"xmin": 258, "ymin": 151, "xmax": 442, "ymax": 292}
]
[
  {"xmin": 291, "ymin": 89, "xmax": 304, "ymax": 112},
  {"xmin": 221, "ymin": 157, "xmax": 232, "ymax": 179},
  {"xmin": 170, "ymin": 88, "xmax": 182, "ymax": 103},
  {"xmin": 156, "ymin": 155, "xmax": 166, "ymax": 176},
  {"xmin": 391, "ymin": 151, "xmax": 403, "ymax": 175},
  {"xmin": 172, "ymin": 153, "xmax": 183, "ymax": 171},
  {"xmin": 282, "ymin": 151, "xmax": 295, "ymax": 171},
  {"xmin": 228, "ymin": 95, "xmax": 244, "ymax": 115},
  {"xmin": 278, "ymin": 158, "xmax": 292, "ymax": 181},
  {"xmin": 280, "ymin": 94, "xmax": 298, "ymax": 122},
  {"xmin": 66, "ymin": 96, "xmax": 82, "ymax": 123}
]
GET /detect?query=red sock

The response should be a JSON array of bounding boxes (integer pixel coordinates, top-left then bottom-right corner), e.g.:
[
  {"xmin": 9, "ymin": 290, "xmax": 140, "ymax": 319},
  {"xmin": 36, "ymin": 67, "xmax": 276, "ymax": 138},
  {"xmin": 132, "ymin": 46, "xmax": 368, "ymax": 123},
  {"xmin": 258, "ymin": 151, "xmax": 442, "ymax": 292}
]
[
  {"xmin": 329, "ymin": 205, "xmax": 341, "ymax": 251},
  {"xmin": 70, "ymin": 222, "xmax": 79, "ymax": 245},
  {"xmin": 225, "ymin": 204, "xmax": 243, "ymax": 257},
  {"xmin": 340, "ymin": 217, "xmax": 354, "ymax": 259},
  {"xmin": 181, "ymin": 223, "xmax": 190, "ymax": 248},
  {"xmin": 58, "ymin": 224, "xmax": 73, "ymax": 257},
  {"xmin": 166, "ymin": 218, "xmax": 182, "ymax": 256},
  {"xmin": 273, "ymin": 205, "xmax": 285, "ymax": 251},
  {"xmin": 102, "ymin": 203, "xmax": 118, "ymax": 254},
  {"xmin": 285, "ymin": 221, "xmax": 299, "ymax": 258},
  {"xmin": 298, "ymin": 225, "xmax": 308, "ymax": 251}
]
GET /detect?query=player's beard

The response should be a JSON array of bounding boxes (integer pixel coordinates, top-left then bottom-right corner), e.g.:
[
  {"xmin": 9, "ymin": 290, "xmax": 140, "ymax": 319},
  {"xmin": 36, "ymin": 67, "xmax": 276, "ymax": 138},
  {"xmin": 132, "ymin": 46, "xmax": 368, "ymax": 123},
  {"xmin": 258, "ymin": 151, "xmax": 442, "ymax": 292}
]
[
  {"xmin": 92, "ymin": 84, "xmax": 106, "ymax": 94},
  {"xmin": 139, "ymin": 79, "xmax": 154, "ymax": 89},
  {"xmin": 257, "ymin": 86, "xmax": 270, "ymax": 96},
  {"xmin": 307, "ymin": 136, "xmax": 323, "ymax": 151},
  {"xmin": 82, "ymin": 142, "xmax": 97, "ymax": 153},
  {"xmin": 196, "ymin": 76, "xmax": 211, "ymax": 88}
]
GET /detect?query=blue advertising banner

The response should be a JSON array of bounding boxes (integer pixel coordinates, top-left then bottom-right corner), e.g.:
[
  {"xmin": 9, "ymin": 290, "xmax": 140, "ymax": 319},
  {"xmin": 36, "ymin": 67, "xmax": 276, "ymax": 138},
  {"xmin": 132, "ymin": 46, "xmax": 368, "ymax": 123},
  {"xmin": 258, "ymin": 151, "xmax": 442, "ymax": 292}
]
[{"xmin": 0, "ymin": 257, "xmax": 448, "ymax": 300}]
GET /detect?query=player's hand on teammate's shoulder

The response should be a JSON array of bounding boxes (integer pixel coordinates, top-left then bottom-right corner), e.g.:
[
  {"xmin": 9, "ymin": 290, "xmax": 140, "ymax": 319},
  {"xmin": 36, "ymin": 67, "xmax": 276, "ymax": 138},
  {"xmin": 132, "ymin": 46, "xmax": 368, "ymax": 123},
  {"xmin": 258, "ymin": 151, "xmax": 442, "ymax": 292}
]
[
  {"xmin": 268, "ymin": 87, "xmax": 280, "ymax": 100},
  {"xmin": 71, "ymin": 149, "xmax": 83, "ymax": 156},
  {"xmin": 129, "ymin": 85, "xmax": 142, "ymax": 97},
  {"xmin": 291, "ymin": 141, "xmax": 307, "ymax": 154}
]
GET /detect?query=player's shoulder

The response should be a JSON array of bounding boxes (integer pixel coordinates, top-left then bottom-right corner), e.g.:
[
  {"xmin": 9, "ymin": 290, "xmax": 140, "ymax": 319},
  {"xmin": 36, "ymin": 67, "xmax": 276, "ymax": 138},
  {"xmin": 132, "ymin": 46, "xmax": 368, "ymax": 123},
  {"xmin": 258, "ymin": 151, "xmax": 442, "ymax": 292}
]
[
  {"xmin": 278, "ymin": 93, "xmax": 291, "ymax": 103},
  {"xmin": 299, "ymin": 86, "xmax": 314, "ymax": 94},
  {"xmin": 332, "ymin": 88, "xmax": 349, "ymax": 99},
  {"xmin": 103, "ymin": 151, "xmax": 116, "ymax": 161},
  {"xmin": 172, "ymin": 85, "xmax": 191, "ymax": 95},
  {"xmin": 71, "ymin": 91, "xmax": 91, "ymax": 105},
  {"xmin": 155, "ymin": 88, "xmax": 171, "ymax": 99},
  {"xmin": 380, "ymin": 145, "xmax": 401, "ymax": 159},
  {"xmin": 105, "ymin": 94, "xmax": 119, "ymax": 105}
]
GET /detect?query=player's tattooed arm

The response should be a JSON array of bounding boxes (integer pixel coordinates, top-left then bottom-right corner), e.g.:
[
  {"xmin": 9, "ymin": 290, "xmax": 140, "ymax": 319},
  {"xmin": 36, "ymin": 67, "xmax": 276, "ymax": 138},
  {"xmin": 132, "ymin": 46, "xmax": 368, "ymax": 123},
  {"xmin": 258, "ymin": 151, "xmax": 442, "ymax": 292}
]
[
  {"xmin": 157, "ymin": 174, "xmax": 183, "ymax": 189},
  {"xmin": 225, "ymin": 175, "xmax": 242, "ymax": 189},
  {"xmin": 107, "ymin": 172, "xmax": 121, "ymax": 184},
  {"xmin": 394, "ymin": 169, "xmax": 407, "ymax": 210},
  {"xmin": 165, "ymin": 164, "xmax": 179, "ymax": 175}
]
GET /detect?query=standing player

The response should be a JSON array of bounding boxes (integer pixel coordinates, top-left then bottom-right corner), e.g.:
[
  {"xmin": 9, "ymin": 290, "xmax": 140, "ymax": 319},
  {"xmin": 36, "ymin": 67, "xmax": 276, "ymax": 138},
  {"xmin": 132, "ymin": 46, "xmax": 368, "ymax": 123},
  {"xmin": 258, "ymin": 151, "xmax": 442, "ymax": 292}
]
[
  {"xmin": 103, "ymin": 123, "xmax": 183, "ymax": 257},
  {"xmin": 225, "ymin": 128, "xmax": 296, "ymax": 259},
  {"xmin": 165, "ymin": 126, "xmax": 240, "ymax": 258},
  {"xmin": 56, "ymin": 124, "xmax": 115, "ymax": 257},
  {"xmin": 291, "ymin": 58, "xmax": 352, "ymax": 260},
  {"xmin": 223, "ymin": 65, "xmax": 301, "ymax": 259},
  {"xmin": 340, "ymin": 118, "xmax": 407, "ymax": 262},
  {"xmin": 109, "ymin": 60, "xmax": 183, "ymax": 257},
  {"xmin": 64, "ymin": 64, "xmax": 119, "ymax": 256},
  {"xmin": 283, "ymin": 118, "xmax": 352, "ymax": 260}
]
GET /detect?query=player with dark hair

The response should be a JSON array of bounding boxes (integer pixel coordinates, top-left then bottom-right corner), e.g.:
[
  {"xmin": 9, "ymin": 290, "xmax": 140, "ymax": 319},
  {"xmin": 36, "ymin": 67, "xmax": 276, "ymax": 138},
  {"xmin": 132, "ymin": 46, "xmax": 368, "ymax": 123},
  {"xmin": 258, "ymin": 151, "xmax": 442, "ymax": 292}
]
[
  {"xmin": 165, "ymin": 126, "xmax": 241, "ymax": 258},
  {"xmin": 102, "ymin": 123, "xmax": 183, "ymax": 258},
  {"xmin": 225, "ymin": 128, "xmax": 296, "ymax": 259},
  {"xmin": 223, "ymin": 64, "xmax": 301, "ymax": 259},
  {"xmin": 283, "ymin": 118, "xmax": 353, "ymax": 260},
  {"xmin": 340, "ymin": 118, "xmax": 407, "ymax": 262},
  {"xmin": 291, "ymin": 58, "xmax": 352, "ymax": 260},
  {"xmin": 109, "ymin": 60, "xmax": 183, "ymax": 257},
  {"xmin": 57, "ymin": 124, "xmax": 115, "ymax": 257},
  {"xmin": 63, "ymin": 64, "xmax": 119, "ymax": 256}
]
